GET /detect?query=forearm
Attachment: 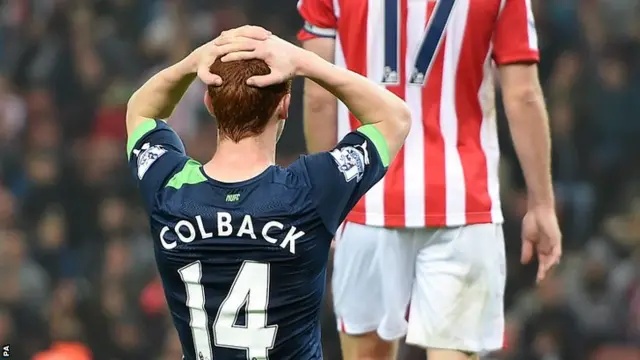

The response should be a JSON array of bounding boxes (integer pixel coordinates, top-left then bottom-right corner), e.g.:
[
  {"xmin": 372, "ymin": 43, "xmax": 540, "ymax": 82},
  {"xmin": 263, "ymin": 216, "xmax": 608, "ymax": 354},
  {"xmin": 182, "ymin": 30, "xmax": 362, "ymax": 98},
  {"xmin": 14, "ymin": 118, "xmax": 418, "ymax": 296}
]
[
  {"xmin": 504, "ymin": 84, "xmax": 554, "ymax": 208},
  {"xmin": 126, "ymin": 56, "xmax": 197, "ymax": 133},
  {"xmin": 303, "ymin": 80, "xmax": 337, "ymax": 153},
  {"xmin": 298, "ymin": 52, "xmax": 409, "ymax": 131},
  {"xmin": 301, "ymin": 38, "xmax": 338, "ymax": 153}
]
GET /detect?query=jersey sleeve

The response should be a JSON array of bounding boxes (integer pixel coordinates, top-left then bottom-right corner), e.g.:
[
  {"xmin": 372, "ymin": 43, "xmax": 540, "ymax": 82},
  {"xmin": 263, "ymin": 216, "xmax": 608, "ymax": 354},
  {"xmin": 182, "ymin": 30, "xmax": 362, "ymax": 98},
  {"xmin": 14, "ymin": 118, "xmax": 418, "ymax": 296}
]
[
  {"xmin": 492, "ymin": 0, "xmax": 540, "ymax": 65},
  {"xmin": 297, "ymin": 0, "xmax": 337, "ymax": 41},
  {"xmin": 299, "ymin": 125, "xmax": 390, "ymax": 234},
  {"xmin": 127, "ymin": 119, "xmax": 188, "ymax": 209}
]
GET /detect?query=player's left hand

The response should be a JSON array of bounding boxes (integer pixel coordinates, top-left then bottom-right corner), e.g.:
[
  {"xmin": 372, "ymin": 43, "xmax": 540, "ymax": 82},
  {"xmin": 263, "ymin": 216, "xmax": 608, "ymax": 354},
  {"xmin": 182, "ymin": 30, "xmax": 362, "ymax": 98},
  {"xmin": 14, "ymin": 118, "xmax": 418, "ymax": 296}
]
[
  {"xmin": 520, "ymin": 205, "xmax": 562, "ymax": 283},
  {"xmin": 192, "ymin": 25, "xmax": 272, "ymax": 85}
]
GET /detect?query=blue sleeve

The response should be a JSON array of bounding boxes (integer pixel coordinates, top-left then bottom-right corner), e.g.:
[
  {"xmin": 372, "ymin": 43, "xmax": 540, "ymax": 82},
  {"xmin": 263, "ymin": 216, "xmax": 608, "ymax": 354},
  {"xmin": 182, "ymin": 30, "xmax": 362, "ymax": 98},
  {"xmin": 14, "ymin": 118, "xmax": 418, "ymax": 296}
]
[
  {"xmin": 127, "ymin": 119, "xmax": 188, "ymax": 209},
  {"xmin": 297, "ymin": 126, "xmax": 390, "ymax": 234}
]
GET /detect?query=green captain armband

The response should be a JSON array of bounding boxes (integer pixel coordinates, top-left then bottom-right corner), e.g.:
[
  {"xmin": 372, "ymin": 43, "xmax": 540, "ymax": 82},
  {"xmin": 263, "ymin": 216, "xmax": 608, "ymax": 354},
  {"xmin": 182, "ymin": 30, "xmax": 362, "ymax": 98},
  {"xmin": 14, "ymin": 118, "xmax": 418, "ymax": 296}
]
[
  {"xmin": 127, "ymin": 119, "xmax": 158, "ymax": 160},
  {"xmin": 357, "ymin": 124, "xmax": 390, "ymax": 167}
]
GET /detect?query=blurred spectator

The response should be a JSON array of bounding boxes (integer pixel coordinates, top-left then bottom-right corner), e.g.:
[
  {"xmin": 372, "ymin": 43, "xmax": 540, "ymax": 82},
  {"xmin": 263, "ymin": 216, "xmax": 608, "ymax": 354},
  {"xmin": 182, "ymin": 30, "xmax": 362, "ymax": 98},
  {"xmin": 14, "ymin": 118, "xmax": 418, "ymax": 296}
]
[
  {"xmin": 0, "ymin": 229, "xmax": 49, "ymax": 310},
  {"xmin": 0, "ymin": 76, "xmax": 26, "ymax": 148},
  {"xmin": 564, "ymin": 240, "xmax": 627, "ymax": 344},
  {"xmin": 518, "ymin": 273, "xmax": 586, "ymax": 360}
]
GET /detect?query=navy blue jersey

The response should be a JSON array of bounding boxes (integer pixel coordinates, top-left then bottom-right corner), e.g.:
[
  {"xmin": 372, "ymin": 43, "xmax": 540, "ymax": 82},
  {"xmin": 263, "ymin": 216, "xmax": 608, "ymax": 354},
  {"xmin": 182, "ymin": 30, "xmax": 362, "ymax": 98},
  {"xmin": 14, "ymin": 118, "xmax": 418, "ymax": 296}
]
[{"xmin": 127, "ymin": 119, "xmax": 388, "ymax": 360}]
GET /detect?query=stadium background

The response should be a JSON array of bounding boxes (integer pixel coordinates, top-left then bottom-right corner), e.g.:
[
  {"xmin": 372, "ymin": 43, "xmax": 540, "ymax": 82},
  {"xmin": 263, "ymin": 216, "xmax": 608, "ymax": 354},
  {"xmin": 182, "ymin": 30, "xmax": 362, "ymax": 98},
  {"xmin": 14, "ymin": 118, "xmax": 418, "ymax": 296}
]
[{"xmin": 0, "ymin": 0, "xmax": 639, "ymax": 359}]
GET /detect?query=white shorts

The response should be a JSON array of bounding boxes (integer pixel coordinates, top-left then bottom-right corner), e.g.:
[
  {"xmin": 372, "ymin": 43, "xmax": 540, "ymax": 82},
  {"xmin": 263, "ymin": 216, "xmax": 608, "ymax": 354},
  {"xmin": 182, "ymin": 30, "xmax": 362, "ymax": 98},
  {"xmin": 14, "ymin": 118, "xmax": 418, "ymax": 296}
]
[{"xmin": 332, "ymin": 222, "xmax": 506, "ymax": 353}]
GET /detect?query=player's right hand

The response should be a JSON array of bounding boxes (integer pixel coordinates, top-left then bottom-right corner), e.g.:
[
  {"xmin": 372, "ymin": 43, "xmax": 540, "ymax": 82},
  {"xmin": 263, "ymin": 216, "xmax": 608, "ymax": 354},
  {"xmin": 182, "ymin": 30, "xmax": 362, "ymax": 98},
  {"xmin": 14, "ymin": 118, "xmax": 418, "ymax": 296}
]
[
  {"xmin": 520, "ymin": 206, "xmax": 562, "ymax": 283},
  {"xmin": 216, "ymin": 35, "xmax": 306, "ymax": 87}
]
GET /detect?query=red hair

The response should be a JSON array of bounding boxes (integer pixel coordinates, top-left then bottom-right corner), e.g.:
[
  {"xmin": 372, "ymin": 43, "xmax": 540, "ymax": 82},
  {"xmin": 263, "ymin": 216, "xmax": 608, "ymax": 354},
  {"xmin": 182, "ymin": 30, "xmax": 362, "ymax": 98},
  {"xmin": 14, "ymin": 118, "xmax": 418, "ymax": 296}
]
[{"xmin": 207, "ymin": 59, "xmax": 291, "ymax": 142}]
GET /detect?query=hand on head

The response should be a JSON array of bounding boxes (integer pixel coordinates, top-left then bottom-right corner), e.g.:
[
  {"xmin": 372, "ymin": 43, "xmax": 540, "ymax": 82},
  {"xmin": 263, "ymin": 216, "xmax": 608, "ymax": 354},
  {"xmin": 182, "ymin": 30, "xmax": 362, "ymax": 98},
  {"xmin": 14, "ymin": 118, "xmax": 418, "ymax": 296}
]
[{"xmin": 194, "ymin": 25, "xmax": 303, "ymax": 88}]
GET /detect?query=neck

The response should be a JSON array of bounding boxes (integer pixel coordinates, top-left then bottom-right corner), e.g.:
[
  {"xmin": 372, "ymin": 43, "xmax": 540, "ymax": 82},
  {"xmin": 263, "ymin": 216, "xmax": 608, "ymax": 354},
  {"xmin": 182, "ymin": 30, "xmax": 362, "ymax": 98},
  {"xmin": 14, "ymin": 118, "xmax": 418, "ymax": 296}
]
[{"xmin": 203, "ymin": 134, "xmax": 276, "ymax": 182}]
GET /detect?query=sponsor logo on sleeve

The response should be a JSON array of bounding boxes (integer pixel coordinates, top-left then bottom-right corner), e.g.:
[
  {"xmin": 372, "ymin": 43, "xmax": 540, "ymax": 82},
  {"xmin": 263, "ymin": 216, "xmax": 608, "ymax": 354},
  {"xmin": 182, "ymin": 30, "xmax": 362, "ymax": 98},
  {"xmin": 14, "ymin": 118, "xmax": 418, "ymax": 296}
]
[
  {"xmin": 330, "ymin": 141, "xmax": 370, "ymax": 183},
  {"xmin": 133, "ymin": 143, "xmax": 167, "ymax": 179}
]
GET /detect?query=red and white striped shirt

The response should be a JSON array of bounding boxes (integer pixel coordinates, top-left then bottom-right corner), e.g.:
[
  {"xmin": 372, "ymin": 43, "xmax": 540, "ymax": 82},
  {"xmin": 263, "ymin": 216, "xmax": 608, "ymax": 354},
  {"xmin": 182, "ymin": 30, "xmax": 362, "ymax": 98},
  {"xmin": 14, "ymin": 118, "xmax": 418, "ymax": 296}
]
[{"xmin": 298, "ymin": 0, "xmax": 539, "ymax": 227}]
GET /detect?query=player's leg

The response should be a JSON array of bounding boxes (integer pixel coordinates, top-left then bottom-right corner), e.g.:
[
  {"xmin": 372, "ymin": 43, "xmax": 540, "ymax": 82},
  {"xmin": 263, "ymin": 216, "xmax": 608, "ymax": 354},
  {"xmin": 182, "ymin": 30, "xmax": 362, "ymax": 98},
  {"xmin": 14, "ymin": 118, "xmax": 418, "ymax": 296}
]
[
  {"xmin": 332, "ymin": 222, "xmax": 415, "ymax": 360},
  {"xmin": 425, "ymin": 349, "xmax": 480, "ymax": 360},
  {"xmin": 406, "ymin": 224, "xmax": 506, "ymax": 360},
  {"xmin": 339, "ymin": 332, "xmax": 399, "ymax": 360},
  {"xmin": 333, "ymin": 221, "xmax": 386, "ymax": 359}
]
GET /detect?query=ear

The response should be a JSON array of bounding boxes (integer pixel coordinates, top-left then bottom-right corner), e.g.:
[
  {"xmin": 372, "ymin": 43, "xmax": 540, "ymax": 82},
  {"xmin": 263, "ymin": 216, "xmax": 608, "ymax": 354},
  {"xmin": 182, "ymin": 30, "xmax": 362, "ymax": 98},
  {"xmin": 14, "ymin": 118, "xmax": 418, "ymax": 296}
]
[
  {"xmin": 276, "ymin": 94, "xmax": 291, "ymax": 120},
  {"xmin": 203, "ymin": 91, "xmax": 215, "ymax": 116}
]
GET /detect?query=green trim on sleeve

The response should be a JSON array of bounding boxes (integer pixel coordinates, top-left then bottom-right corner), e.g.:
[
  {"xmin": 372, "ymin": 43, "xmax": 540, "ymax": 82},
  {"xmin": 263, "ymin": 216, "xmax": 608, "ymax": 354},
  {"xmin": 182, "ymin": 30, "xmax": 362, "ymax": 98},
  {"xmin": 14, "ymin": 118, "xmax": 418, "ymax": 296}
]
[
  {"xmin": 127, "ymin": 119, "xmax": 158, "ymax": 160},
  {"xmin": 166, "ymin": 160, "xmax": 207, "ymax": 189},
  {"xmin": 357, "ymin": 125, "xmax": 390, "ymax": 167}
]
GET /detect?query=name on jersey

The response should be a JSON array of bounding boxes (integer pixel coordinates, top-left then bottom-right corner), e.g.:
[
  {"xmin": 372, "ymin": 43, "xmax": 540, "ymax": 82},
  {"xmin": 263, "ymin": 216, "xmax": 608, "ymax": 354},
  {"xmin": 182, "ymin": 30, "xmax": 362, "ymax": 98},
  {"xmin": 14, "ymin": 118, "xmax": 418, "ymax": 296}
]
[{"xmin": 159, "ymin": 213, "xmax": 304, "ymax": 254}]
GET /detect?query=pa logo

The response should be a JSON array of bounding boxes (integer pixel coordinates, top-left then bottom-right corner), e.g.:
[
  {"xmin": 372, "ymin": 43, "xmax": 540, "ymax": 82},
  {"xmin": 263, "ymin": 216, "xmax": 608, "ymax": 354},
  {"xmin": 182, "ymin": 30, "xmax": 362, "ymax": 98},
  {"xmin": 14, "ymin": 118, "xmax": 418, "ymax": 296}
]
[{"xmin": 2, "ymin": 344, "xmax": 9, "ymax": 358}]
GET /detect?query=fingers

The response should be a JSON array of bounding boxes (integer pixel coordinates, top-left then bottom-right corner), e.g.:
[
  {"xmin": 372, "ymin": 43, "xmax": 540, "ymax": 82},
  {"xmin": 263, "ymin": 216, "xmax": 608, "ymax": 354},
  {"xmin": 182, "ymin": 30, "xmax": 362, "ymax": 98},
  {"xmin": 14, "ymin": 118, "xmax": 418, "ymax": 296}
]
[
  {"xmin": 536, "ymin": 255, "xmax": 551, "ymax": 283},
  {"xmin": 227, "ymin": 25, "xmax": 271, "ymax": 40},
  {"xmin": 536, "ymin": 245, "xmax": 562, "ymax": 283},
  {"xmin": 216, "ymin": 26, "xmax": 271, "ymax": 45},
  {"xmin": 536, "ymin": 263, "xmax": 546, "ymax": 284},
  {"xmin": 520, "ymin": 240, "xmax": 533, "ymax": 264},
  {"xmin": 214, "ymin": 35, "xmax": 236, "ymax": 46},
  {"xmin": 196, "ymin": 39, "xmax": 261, "ymax": 85},
  {"xmin": 194, "ymin": 42, "xmax": 221, "ymax": 85},
  {"xmin": 214, "ymin": 35, "xmax": 261, "ymax": 51},
  {"xmin": 520, "ymin": 213, "xmax": 538, "ymax": 265},
  {"xmin": 195, "ymin": 51, "xmax": 222, "ymax": 85},
  {"xmin": 247, "ymin": 73, "xmax": 284, "ymax": 87},
  {"xmin": 194, "ymin": 26, "xmax": 271, "ymax": 86},
  {"xmin": 217, "ymin": 38, "xmax": 270, "ymax": 63},
  {"xmin": 548, "ymin": 244, "xmax": 562, "ymax": 269},
  {"xmin": 215, "ymin": 39, "xmax": 260, "ymax": 57},
  {"xmin": 536, "ymin": 221, "xmax": 562, "ymax": 282},
  {"xmin": 219, "ymin": 50, "xmax": 259, "ymax": 63},
  {"xmin": 197, "ymin": 66, "xmax": 222, "ymax": 86},
  {"xmin": 536, "ymin": 256, "xmax": 554, "ymax": 283}
]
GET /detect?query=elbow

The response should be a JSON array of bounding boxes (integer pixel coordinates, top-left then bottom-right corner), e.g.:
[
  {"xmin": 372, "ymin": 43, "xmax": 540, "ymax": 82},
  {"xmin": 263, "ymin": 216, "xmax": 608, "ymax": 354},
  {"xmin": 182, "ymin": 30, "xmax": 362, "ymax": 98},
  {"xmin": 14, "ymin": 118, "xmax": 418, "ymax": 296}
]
[
  {"xmin": 498, "ymin": 63, "xmax": 544, "ymax": 109},
  {"xmin": 125, "ymin": 93, "xmax": 139, "ymax": 126},
  {"xmin": 304, "ymin": 87, "xmax": 335, "ymax": 118},
  {"xmin": 127, "ymin": 91, "xmax": 172, "ymax": 120},
  {"xmin": 503, "ymin": 82, "xmax": 543, "ymax": 108},
  {"xmin": 305, "ymin": 96, "xmax": 334, "ymax": 117},
  {"xmin": 126, "ymin": 91, "xmax": 141, "ymax": 115},
  {"xmin": 394, "ymin": 102, "xmax": 412, "ymax": 139}
]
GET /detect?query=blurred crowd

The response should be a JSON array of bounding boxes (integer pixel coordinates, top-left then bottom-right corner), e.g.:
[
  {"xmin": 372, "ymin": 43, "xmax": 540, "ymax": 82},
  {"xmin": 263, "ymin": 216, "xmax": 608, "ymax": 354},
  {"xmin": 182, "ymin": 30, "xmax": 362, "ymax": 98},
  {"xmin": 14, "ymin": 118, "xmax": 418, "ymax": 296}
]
[{"xmin": 0, "ymin": 0, "xmax": 638, "ymax": 359}]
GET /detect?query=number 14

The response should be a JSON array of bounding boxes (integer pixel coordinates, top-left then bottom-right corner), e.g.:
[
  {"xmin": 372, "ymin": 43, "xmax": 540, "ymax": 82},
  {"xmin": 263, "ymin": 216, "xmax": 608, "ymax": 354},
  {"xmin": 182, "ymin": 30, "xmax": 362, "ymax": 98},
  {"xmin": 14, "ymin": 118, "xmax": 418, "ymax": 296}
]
[
  {"xmin": 382, "ymin": 0, "xmax": 457, "ymax": 86},
  {"xmin": 179, "ymin": 261, "xmax": 277, "ymax": 360}
]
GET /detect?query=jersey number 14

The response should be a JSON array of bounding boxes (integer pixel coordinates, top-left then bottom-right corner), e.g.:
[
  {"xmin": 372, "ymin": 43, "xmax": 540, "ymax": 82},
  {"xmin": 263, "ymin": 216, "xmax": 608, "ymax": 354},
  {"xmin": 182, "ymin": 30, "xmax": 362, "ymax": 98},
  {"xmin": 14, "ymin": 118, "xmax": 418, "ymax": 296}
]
[
  {"xmin": 382, "ymin": 0, "xmax": 457, "ymax": 85},
  {"xmin": 179, "ymin": 261, "xmax": 277, "ymax": 360}
]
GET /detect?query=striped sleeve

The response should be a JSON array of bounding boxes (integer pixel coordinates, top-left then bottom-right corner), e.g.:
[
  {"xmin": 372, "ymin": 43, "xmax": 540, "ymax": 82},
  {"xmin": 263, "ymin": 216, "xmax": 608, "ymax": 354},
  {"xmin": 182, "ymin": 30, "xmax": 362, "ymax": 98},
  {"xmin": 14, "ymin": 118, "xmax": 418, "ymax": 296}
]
[
  {"xmin": 492, "ymin": 0, "xmax": 539, "ymax": 65},
  {"xmin": 297, "ymin": 0, "xmax": 337, "ymax": 41}
]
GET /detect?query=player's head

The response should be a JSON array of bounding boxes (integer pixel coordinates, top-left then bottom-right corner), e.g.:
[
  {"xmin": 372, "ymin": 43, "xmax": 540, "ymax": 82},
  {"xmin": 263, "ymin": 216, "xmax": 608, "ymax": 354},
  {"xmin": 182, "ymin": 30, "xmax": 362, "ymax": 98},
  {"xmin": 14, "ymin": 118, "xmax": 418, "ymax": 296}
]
[{"xmin": 205, "ymin": 58, "xmax": 292, "ymax": 143}]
